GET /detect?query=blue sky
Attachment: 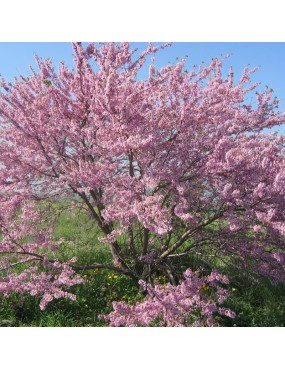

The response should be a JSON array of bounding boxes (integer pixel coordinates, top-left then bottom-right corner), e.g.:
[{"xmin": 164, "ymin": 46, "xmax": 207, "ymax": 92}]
[{"xmin": 1, "ymin": 42, "xmax": 285, "ymax": 133}]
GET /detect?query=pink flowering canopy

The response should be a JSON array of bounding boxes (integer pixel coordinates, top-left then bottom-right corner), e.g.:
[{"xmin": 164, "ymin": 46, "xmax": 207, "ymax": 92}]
[{"xmin": 0, "ymin": 42, "xmax": 285, "ymax": 314}]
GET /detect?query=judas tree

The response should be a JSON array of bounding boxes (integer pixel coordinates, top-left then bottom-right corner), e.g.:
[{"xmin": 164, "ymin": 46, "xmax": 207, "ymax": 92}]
[{"xmin": 0, "ymin": 42, "xmax": 284, "ymax": 312}]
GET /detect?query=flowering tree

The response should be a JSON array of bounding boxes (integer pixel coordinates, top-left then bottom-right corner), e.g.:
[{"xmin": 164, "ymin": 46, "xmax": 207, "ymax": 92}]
[{"xmin": 0, "ymin": 42, "xmax": 285, "ymax": 312}]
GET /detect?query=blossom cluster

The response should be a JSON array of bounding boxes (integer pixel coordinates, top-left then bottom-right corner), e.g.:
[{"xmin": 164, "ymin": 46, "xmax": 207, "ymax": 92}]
[
  {"xmin": 100, "ymin": 269, "xmax": 235, "ymax": 327},
  {"xmin": 0, "ymin": 260, "xmax": 83, "ymax": 310}
]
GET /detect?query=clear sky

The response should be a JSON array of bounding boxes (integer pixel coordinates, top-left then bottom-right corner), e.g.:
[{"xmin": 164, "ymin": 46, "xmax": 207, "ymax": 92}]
[{"xmin": 1, "ymin": 42, "xmax": 285, "ymax": 133}]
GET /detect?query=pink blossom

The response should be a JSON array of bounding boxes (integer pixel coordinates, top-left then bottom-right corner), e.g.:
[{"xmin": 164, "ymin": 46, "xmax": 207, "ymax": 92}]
[{"xmin": 101, "ymin": 269, "xmax": 235, "ymax": 327}]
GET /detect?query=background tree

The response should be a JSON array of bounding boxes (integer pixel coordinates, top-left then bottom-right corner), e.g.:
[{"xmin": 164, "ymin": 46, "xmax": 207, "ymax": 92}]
[{"xmin": 0, "ymin": 42, "xmax": 284, "ymax": 312}]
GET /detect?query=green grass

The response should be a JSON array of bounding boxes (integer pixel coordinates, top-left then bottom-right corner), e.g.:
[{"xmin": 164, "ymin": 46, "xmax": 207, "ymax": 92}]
[{"xmin": 220, "ymin": 276, "xmax": 285, "ymax": 327}]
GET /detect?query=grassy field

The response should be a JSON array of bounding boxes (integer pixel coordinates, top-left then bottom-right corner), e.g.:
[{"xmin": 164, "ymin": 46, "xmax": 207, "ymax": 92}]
[{"xmin": 1, "ymin": 205, "xmax": 285, "ymax": 327}]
